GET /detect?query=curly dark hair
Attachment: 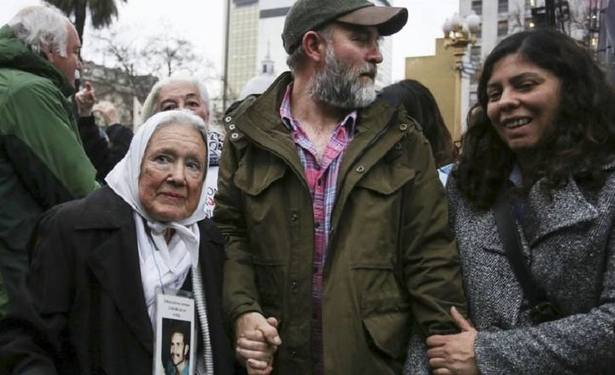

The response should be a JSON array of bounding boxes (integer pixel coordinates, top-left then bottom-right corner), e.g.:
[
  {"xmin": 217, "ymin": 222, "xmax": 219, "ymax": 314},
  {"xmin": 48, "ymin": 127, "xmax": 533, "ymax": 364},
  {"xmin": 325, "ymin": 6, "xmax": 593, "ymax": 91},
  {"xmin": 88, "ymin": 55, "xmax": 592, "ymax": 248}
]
[
  {"xmin": 454, "ymin": 29, "xmax": 615, "ymax": 209},
  {"xmin": 381, "ymin": 79, "xmax": 457, "ymax": 167}
]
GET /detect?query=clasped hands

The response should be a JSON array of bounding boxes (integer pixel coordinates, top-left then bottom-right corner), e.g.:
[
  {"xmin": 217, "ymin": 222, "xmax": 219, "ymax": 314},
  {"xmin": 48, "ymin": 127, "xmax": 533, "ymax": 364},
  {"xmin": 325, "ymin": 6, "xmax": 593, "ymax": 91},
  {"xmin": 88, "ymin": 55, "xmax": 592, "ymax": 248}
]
[{"xmin": 235, "ymin": 312, "xmax": 281, "ymax": 375}]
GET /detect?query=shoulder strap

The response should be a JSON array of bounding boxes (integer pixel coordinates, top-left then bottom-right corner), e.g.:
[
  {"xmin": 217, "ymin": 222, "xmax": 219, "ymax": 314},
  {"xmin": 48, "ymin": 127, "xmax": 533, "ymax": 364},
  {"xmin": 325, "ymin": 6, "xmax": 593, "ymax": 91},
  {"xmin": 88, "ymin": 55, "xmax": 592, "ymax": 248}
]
[{"xmin": 493, "ymin": 186, "xmax": 548, "ymax": 307}]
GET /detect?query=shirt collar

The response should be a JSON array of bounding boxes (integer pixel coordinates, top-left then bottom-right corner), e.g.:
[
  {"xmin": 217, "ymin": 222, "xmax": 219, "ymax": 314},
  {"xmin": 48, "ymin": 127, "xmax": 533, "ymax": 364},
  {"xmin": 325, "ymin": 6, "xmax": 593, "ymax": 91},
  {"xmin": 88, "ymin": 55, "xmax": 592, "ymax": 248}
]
[{"xmin": 279, "ymin": 83, "xmax": 358, "ymax": 134}]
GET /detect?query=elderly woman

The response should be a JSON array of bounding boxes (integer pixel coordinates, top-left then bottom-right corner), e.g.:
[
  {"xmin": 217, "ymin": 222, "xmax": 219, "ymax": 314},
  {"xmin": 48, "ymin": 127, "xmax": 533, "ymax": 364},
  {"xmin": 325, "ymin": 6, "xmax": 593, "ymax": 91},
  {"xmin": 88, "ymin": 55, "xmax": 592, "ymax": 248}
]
[
  {"xmin": 142, "ymin": 75, "xmax": 224, "ymax": 217},
  {"xmin": 0, "ymin": 111, "xmax": 237, "ymax": 374},
  {"xmin": 423, "ymin": 29, "xmax": 615, "ymax": 374}
]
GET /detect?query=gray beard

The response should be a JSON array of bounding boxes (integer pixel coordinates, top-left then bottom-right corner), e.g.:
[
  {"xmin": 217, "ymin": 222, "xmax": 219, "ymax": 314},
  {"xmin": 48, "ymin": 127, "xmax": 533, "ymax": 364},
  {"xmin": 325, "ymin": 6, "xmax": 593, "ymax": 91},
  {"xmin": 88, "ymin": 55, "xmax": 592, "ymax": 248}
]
[{"xmin": 308, "ymin": 47, "xmax": 377, "ymax": 109}]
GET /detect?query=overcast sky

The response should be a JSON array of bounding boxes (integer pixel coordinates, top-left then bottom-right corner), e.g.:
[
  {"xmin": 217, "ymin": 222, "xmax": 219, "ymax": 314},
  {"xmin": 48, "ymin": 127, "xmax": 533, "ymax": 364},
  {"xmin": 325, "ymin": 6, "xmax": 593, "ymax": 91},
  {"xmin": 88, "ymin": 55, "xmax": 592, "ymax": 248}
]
[{"xmin": 2, "ymin": 0, "xmax": 459, "ymax": 83}]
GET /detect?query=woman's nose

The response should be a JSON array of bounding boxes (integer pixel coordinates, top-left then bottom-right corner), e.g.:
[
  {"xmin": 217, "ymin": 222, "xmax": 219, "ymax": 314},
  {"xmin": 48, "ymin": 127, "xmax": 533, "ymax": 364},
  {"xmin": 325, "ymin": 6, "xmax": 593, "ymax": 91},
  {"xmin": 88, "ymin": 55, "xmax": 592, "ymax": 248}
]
[
  {"xmin": 167, "ymin": 163, "xmax": 186, "ymax": 184},
  {"xmin": 498, "ymin": 89, "xmax": 520, "ymax": 111}
]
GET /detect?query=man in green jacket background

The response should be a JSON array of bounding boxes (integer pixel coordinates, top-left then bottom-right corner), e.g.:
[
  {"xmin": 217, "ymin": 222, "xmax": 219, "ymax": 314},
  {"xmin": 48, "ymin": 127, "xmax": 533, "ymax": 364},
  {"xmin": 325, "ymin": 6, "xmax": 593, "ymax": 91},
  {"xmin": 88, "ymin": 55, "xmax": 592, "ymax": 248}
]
[
  {"xmin": 0, "ymin": 5, "xmax": 98, "ymax": 316},
  {"xmin": 214, "ymin": 0, "xmax": 467, "ymax": 373}
]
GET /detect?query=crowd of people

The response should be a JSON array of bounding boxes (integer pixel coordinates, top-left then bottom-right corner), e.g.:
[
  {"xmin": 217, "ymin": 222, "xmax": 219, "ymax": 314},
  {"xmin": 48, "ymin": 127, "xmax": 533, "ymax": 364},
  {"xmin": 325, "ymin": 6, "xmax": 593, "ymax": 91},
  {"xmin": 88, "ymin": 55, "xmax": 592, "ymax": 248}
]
[{"xmin": 0, "ymin": 0, "xmax": 613, "ymax": 374}]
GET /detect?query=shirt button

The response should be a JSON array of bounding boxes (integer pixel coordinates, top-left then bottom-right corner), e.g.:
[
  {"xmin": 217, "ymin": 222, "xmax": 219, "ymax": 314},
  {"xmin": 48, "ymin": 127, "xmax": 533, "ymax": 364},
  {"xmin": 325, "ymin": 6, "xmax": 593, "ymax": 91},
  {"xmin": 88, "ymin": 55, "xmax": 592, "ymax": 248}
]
[
  {"xmin": 291, "ymin": 280, "xmax": 298, "ymax": 291},
  {"xmin": 230, "ymin": 133, "xmax": 239, "ymax": 140},
  {"xmin": 290, "ymin": 350, "xmax": 297, "ymax": 358},
  {"xmin": 228, "ymin": 124, "xmax": 236, "ymax": 130},
  {"xmin": 291, "ymin": 213, "xmax": 298, "ymax": 222},
  {"xmin": 356, "ymin": 165, "xmax": 365, "ymax": 173},
  {"xmin": 400, "ymin": 123, "xmax": 408, "ymax": 131},
  {"xmin": 224, "ymin": 116, "xmax": 232, "ymax": 123}
]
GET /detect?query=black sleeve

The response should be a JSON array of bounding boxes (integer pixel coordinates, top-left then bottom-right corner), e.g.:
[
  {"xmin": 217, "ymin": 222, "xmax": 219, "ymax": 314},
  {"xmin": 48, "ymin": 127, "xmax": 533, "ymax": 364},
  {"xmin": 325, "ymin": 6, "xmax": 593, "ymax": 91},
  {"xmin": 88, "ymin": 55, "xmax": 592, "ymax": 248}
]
[
  {"xmin": 78, "ymin": 117, "xmax": 132, "ymax": 181},
  {"xmin": 105, "ymin": 124, "xmax": 132, "ymax": 173}
]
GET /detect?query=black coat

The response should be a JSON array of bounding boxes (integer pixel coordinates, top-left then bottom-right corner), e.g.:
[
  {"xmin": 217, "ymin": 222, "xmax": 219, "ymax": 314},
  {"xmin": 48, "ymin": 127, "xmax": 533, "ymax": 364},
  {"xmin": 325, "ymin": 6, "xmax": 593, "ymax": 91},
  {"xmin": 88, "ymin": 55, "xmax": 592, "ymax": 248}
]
[{"xmin": 0, "ymin": 187, "xmax": 237, "ymax": 374}]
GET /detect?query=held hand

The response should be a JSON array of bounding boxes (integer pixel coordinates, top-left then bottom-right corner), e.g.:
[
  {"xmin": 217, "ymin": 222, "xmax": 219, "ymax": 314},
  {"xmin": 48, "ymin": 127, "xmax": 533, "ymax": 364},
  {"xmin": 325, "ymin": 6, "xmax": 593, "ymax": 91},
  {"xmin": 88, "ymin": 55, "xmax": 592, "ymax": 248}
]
[
  {"xmin": 75, "ymin": 81, "xmax": 96, "ymax": 117},
  {"xmin": 426, "ymin": 307, "xmax": 479, "ymax": 375},
  {"xmin": 235, "ymin": 312, "xmax": 282, "ymax": 375}
]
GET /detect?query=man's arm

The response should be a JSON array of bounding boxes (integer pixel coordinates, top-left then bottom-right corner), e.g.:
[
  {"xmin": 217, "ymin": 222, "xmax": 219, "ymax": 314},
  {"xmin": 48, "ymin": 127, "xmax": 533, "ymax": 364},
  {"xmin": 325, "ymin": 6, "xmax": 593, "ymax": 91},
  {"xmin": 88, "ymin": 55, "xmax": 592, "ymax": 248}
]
[
  {"xmin": 400, "ymin": 126, "xmax": 467, "ymax": 336},
  {"xmin": 3, "ymin": 80, "xmax": 98, "ymax": 207},
  {"xmin": 213, "ymin": 138, "xmax": 281, "ymax": 374}
]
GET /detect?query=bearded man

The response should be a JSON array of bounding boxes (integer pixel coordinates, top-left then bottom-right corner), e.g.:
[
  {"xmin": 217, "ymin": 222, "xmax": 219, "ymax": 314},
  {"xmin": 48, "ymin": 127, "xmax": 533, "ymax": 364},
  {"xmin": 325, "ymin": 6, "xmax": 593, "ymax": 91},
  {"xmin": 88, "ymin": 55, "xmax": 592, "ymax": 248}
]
[{"xmin": 214, "ymin": 0, "xmax": 467, "ymax": 374}]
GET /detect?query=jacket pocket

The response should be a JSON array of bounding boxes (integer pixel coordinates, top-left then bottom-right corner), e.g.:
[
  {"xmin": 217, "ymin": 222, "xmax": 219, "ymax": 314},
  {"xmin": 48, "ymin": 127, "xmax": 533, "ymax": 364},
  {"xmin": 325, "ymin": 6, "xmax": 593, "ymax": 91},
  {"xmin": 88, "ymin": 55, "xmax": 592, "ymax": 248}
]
[
  {"xmin": 363, "ymin": 307, "xmax": 411, "ymax": 359},
  {"xmin": 361, "ymin": 285, "xmax": 411, "ymax": 359},
  {"xmin": 233, "ymin": 152, "xmax": 286, "ymax": 196},
  {"xmin": 353, "ymin": 261, "xmax": 411, "ymax": 359},
  {"xmin": 350, "ymin": 163, "xmax": 416, "ymax": 264},
  {"xmin": 356, "ymin": 162, "xmax": 416, "ymax": 195}
]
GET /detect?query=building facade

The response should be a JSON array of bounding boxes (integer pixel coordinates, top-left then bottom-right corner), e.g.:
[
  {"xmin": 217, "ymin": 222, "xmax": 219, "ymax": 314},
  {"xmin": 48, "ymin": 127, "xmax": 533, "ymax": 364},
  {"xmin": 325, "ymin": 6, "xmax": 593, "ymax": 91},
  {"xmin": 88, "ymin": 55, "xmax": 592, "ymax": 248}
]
[{"xmin": 225, "ymin": 0, "xmax": 394, "ymax": 104}]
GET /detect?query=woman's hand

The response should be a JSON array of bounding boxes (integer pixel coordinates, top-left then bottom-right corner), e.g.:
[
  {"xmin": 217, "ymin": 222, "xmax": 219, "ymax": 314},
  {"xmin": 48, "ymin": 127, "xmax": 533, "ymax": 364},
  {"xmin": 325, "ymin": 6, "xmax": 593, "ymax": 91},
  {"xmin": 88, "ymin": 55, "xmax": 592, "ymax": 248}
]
[{"xmin": 426, "ymin": 306, "xmax": 479, "ymax": 375}]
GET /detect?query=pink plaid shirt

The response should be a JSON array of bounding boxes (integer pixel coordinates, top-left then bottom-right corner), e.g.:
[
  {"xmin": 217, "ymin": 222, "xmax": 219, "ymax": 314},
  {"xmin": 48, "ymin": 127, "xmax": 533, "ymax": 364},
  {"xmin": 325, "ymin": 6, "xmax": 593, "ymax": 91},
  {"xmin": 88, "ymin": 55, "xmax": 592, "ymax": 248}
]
[{"xmin": 280, "ymin": 84, "xmax": 356, "ymax": 373}]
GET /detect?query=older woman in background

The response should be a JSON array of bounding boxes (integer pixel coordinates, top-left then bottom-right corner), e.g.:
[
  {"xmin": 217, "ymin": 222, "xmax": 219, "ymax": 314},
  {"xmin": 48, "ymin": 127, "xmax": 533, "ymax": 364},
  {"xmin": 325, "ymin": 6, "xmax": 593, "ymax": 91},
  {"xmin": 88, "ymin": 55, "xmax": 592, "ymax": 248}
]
[
  {"xmin": 425, "ymin": 29, "xmax": 615, "ymax": 374},
  {"xmin": 0, "ymin": 110, "xmax": 238, "ymax": 374}
]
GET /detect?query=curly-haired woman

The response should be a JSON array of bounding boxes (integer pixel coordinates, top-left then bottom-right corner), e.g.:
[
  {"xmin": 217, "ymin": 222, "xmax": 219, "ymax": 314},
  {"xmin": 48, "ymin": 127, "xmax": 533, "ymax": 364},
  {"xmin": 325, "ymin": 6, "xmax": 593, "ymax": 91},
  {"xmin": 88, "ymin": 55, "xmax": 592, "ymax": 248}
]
[{"xmin": 425, "ymin": 29, "xmax": 615, "ymax": 374}]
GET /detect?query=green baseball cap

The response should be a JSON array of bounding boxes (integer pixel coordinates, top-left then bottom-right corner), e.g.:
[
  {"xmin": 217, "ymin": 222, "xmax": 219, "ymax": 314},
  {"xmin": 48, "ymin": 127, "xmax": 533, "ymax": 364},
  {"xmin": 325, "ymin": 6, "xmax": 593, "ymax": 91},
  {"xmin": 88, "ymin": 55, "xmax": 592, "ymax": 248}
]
[{"xmin": 282, "ymin": 0, "xmax": 408, "ymax": 54}]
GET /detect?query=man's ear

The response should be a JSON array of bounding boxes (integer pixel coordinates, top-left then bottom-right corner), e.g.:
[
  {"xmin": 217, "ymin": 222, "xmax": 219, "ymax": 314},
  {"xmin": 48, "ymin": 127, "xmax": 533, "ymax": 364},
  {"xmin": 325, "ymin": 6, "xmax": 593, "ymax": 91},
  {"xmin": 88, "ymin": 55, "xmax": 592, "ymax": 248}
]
[
  {"xmin": 302, "ymin": 30, "xmax": 327, "ymax": 64},
  {"xmin": 184, "ymin": 344, "xmax": 189, "ymax": 355},
  {"xmin": 40, "ymin": 44, "xmax": 55, "ymax": 63}
]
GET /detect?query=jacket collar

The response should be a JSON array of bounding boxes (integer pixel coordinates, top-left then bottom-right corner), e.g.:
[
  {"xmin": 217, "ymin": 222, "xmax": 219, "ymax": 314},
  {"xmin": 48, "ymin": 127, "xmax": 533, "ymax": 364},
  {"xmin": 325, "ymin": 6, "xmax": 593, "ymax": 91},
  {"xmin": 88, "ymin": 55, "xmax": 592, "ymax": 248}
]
[
  {"xmin": 524, "ymin": 175, "xmax": 599, "ymax": 245},
  {"xmin": 0, "ymin": 25, "xmax": 74, "ymax": 97},
  {"xmin": 523, "ymin": 160, "xmax": 615, "ymax": 244}
]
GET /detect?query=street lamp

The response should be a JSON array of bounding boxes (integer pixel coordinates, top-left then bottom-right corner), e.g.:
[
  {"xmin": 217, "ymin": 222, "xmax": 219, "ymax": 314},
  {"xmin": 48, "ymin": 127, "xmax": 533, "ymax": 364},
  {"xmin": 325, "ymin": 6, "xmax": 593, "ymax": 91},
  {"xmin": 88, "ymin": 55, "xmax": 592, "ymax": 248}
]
[{"xmin": 442, "ymin": 12, "xmax": 480, "ymax": 140}]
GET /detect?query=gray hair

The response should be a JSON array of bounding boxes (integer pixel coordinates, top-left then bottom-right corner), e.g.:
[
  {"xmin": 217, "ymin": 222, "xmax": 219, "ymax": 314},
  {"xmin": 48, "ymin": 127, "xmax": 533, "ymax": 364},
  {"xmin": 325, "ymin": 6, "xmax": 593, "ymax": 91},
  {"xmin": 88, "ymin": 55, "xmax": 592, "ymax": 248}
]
[
  {"xmin": 286, "ymin": 24, "xmax": 334, "ymax": 72},
  {"xmin": 7, "ymin": 5, "xmax": 71, "ymax": 57},
  {"xmin": 141, "ymin": 75, "xmax": 210, "ymax": 124}
]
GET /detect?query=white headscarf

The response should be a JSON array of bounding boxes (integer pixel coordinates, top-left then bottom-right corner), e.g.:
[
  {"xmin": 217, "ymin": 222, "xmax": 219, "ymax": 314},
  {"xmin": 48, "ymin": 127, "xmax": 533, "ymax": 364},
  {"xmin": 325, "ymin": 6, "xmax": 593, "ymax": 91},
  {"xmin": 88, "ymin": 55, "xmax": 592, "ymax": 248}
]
[{"xmin": 105, "ymin": 110, "xmax": 209, "ymax": 322}]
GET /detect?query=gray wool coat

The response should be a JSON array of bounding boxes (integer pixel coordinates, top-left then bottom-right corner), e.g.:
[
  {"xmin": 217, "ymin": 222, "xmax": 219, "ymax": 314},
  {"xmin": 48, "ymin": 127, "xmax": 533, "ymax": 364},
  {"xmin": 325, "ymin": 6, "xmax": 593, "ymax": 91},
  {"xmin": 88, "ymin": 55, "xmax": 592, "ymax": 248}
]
[{"xmin": 405, "ymin": 162, "xmax": 615, "ymax": 375}]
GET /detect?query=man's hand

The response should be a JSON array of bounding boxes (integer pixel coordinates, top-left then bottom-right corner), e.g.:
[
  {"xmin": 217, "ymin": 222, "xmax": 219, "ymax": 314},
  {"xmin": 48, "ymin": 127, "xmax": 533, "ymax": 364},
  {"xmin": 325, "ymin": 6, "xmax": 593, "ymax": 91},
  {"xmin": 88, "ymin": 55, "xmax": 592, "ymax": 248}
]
[
  {"xmin": 235, "ymin": 312, "xmax": 281, "ymax": 375},
  {"xmin": 75, "ymin": 81, "xmax": 96, "ymax": 117},
  {"xmin": 426, "ymin": 307, "xmax": 478, "ymax": 375}
]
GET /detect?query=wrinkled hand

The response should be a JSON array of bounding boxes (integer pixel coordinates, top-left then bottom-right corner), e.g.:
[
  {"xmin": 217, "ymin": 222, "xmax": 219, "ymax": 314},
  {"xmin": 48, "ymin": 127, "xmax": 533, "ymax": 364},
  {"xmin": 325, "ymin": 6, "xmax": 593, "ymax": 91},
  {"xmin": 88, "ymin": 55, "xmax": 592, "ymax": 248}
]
[
  {"xmin": 75, "ymin": 81, "xmax": 96, "ymax": 117},
  {"xmin": 426, "ymin": 306, "xmax": 478, "ymax": 375},
  {"xmin": 235, "ymin": 312, "xmax": 281, "ymax": 375}
]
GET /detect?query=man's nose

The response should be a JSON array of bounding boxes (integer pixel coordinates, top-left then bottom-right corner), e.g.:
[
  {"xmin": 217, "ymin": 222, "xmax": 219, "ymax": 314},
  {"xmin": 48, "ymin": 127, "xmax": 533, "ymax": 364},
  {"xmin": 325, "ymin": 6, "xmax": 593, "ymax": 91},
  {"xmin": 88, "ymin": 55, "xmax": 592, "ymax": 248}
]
[{"xmin": 367, "ymin": 44, "xmax": 383, "ymax": 65}]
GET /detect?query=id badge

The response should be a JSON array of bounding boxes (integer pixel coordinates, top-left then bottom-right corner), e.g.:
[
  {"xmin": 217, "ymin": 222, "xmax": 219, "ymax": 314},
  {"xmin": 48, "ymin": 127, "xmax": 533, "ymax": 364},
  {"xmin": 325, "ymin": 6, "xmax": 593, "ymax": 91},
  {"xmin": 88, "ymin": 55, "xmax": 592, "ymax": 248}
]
[{"xmin": 152, "ymin": 289, "xmax": 196, "ymax": 375}]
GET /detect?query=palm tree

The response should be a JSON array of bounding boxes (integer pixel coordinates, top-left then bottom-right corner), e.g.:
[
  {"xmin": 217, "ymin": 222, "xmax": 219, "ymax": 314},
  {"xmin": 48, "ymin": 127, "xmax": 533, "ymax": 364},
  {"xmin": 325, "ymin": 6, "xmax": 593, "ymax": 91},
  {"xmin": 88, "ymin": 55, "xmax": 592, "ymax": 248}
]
[{"xmin": 43, "ymin": 0, "xmax": 127, "ymax": 44}]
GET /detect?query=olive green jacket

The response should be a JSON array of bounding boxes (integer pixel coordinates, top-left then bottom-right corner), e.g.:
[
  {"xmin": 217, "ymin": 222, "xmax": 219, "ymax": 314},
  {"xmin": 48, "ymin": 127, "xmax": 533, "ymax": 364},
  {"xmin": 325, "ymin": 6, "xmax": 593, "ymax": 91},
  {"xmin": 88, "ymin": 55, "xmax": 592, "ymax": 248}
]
[{"xmin": 214, "ymin": 72, "xmax": 466, "ymax": 374}]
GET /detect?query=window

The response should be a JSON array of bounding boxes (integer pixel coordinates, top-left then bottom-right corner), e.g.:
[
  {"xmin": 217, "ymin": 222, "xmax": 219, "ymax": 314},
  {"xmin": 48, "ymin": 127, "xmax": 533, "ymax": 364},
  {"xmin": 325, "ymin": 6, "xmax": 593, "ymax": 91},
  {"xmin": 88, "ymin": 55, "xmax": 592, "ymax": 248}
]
[
  {"xmin": 497, "ymin": 20, "xmax": 509, "ymax": 36},
  {"xmin": 471, "ymin": 0, "xmax": 482, "ymax": 16},
  {"xmin": 498, "ymin": 0, "xmax": 508, "ymax": 13}
]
